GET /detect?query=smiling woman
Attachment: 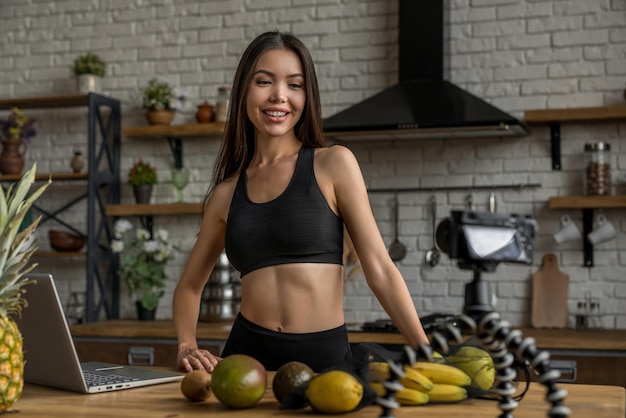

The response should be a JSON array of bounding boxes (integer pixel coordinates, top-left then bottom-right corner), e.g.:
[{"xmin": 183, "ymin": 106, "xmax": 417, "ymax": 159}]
[
  {"xmin": 172, "ymin": 31, "xmax": 430, "ymax": 374},
  {"xmin": 245, "ymin": 49, "xmax": 306, "ymax": 142}
]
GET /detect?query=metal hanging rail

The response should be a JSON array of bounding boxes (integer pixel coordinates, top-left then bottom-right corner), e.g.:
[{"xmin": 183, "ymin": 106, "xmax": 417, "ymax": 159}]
[{"xmin": 367, "ymin": 183, "xmax": 542, "ymax": 193}]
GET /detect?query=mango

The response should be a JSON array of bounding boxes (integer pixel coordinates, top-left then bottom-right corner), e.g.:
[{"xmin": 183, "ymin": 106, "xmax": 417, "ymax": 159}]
[{"xmin": 211, "ymin": 354, "xmax": 267, "ymax": 408}]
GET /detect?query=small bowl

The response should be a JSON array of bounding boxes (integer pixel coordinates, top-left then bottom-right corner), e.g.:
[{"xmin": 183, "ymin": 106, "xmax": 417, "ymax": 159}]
[{"xmin": 49, "ymin": 230, "xmax": 86, "ymax": 252}]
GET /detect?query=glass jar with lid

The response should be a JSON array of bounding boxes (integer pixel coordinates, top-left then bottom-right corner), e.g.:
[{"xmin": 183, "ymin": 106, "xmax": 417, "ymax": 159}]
[
  {"xmin": 584, "ymin": 141, "xmax": 612, "ymax": 196},
  {"xmin": 215, "ymin": 86, "xmax": 231, "ymax": 123}
]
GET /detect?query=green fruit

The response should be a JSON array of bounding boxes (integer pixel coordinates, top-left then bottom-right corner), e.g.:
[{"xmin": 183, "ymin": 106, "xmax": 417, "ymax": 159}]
[
  {"xmin": 180, "ymin": 370, "xmax": 212, "ymax": 402},
  {"xmin": 211, "ymin": 354, "xmax": 267, "ymax": 409},
  {"xmin": 305, "ymin": 370, "xmax": 363, "ymax": 414},
  {"xmin": 432, "ymin": 351, "xmax": 445, "ymax": 363},
  {"xmin": 448, "ymin": 346, "xmax": 495, "ymax": 390},
  {"xmin": 272, "ymin": 361, "xmax": 315, "ymax": 402}
]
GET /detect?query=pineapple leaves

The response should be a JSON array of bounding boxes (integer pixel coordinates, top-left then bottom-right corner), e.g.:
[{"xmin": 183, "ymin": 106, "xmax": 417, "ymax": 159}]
[{"xmin": 0, "ymin": 163, "xmax": 50, "ymax": 318}]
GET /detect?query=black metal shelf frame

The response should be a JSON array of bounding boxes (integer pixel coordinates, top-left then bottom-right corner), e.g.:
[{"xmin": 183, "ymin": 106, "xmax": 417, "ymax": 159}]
[
  {"xmin": 85, "ymin": 94, "xmax": 121, "ymax": 322},
  {"xmin": 11, "ymin": 94, "xmax": 122, "ymax": 322}
]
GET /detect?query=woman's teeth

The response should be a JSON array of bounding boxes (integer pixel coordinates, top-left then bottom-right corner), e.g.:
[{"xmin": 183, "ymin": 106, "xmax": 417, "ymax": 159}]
[{"xmin": 265, "ymin": 110, "xmax": 287, "ymax": 117}]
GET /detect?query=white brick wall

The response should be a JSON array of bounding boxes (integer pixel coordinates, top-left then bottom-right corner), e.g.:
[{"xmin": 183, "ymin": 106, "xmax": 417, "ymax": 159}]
[{"xmin": 1, "ymin": 0, "xmax": 625, "ymax": 328}]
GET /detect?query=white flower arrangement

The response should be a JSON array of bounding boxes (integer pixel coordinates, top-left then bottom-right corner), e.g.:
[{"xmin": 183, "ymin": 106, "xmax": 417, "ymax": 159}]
[{"xmin": 111, "ymin": 219, "xmax": 177, "ymax": 310}]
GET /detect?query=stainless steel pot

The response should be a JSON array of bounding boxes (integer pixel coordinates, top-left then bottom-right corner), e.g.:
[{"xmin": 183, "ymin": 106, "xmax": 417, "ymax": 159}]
[
  {"xmin": 199, "ymin": 300, "xmax": 240, "ymax": 322},
  {"xmin": 203, "ymin": 283, "xmax": 241, "ymax": 301},
  {"xmin": 208, "ymin": 268, "xmax": 232, "ymax": 285}
]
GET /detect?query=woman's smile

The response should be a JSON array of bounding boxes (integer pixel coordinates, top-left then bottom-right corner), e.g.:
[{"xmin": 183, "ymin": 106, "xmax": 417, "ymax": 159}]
[{"xmin": 246, "ymin": 48, "xmax": 306, "ymax": 138}]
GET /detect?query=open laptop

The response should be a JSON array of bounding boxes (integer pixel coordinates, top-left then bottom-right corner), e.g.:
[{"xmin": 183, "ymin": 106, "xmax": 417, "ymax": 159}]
[{"xmin": 14, "ymin": 273, "xmax": 184, "ymax": 393}]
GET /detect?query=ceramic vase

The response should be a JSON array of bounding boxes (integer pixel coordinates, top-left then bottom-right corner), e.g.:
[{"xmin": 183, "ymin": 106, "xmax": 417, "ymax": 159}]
[
  {"xmin": 195, "ymin": 102, "xmax": 215, "ymax": 123},
  {"xmin": 146, "ymin": 109, "xmax": 174, "ymax": 125},
  {"xmin": 132, "ymin": 184, "xmax": 153, "ymax": 204},
  {"xmin": 0, "ymin": 140, "xmax": 28, "ymax": 175},
  {"xmin": 70, "ymin": 151, "xmax": 85, "ymax": 173}
]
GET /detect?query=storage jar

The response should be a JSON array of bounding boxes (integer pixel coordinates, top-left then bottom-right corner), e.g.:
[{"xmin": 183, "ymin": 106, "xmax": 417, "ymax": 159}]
[
  {"xmin": 215, "ymin": 86, "xmax": 231, "ymax": 123},
  {"xmin": 584, "ymin": 142, "xmax": 611, "ymax": 196}
]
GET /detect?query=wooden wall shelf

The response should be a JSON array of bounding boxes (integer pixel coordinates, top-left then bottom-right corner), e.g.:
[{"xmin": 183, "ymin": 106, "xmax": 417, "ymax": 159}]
[
  {"xmin": 106, "ymin": 202, "xmax": 203, "ymax": 217},
  {"xmin": 122, "ymin": 122, "xmax": 225, "ymax": 168},
  {"xmin": 0, "ymin": 94, "xmax": 92, "ymax": 110},
  {"xmin": 524, "ymin": 105, "xmax": 626, "ymax": 123},
  {"xmin": 0, "ymin": 172, "xmax": 87, "ymax": 182},
  {"xmin": 548, "ymin": 195, "xmax": 626, "ymax": 209},
  {"xmin": 122, "ymin": 123, "xmax": 225, "ymax": 139},
  {"xmin": 523, "ymin": 104, "xmax": 626, "ymax": 171}
]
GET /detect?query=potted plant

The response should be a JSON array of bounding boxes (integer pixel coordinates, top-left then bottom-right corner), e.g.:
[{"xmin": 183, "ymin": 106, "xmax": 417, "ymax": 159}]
[
  {"xmin": 72, "ymin": 52, "xmax": 106, "ymax": 94},
  {"xmin": 133, "ymin": 78, "xmax": 187, "ymax": 125},
  {"xmin": 128, "ymin": 159, "xmax": 157, "ymax": 204},
  {"xmin": 0, "ymin": 107, "xmax": 37, "ymax": 175},
  {"xmin": 110, "ymin": 219, "xmax": 177, "ymax": 320}
]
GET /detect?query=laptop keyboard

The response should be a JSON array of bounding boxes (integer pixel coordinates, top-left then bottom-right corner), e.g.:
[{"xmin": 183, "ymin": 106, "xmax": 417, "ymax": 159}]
[{"xmin": 83, "ymin": 371, "xmax": 140, "ymax": 387}]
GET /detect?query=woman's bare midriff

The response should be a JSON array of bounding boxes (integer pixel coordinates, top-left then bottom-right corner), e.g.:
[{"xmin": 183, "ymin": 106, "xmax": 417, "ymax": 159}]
[{"xmin": 238, "ymin": 263, "xmax": 345, "ymax": 333}]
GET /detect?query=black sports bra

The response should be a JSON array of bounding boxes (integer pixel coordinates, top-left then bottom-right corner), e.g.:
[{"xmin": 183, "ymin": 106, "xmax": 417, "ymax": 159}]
[{"xmin": 225, "ymin": 146, "xmax": 343, "ymax": 277}]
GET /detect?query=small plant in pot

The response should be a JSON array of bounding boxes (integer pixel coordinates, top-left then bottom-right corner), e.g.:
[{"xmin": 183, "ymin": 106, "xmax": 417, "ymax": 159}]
[
  {"xmin": 131, "ymin": 78, "xmax": 188, "ymax": 125},
  {"xmin": 128, "ymin": 159, "xmax": 157, "ymax": 204},
  {"xmin": 110, "ymin": 219, "xmax": 177, "ymax": 320},
  {"xmin": 72, "ymin": 52, "xmax": 106, "ymax": 94}
]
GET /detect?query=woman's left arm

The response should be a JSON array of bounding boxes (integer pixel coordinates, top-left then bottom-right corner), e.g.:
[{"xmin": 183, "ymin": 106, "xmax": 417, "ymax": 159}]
[{"xmin": 319, "ymin": 145, "xmax": 430, "ymax": 349}]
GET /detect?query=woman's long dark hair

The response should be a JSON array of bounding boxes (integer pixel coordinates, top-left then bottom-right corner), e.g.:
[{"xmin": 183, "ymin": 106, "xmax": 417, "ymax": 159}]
[{"xmin": 203, "ymin": 31, "xmax": 326, "ymax": 210}]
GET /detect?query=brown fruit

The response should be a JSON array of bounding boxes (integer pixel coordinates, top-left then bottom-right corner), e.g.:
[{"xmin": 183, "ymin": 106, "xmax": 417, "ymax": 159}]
[
  {"xmin": 180, "ymin": 370, "xmax": 212, "ymax": 402},
  {"xmin": 272, "ymin": 361, "xmax": 315, "ymax": 402},
  {"xmin": 211, "ymin": 354, "xmax": 267, "ymax": 409}
]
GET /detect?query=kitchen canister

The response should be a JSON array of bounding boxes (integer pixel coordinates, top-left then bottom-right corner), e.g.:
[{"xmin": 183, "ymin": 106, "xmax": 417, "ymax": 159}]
[
  {"xmin": 584, "ymin": 141, "xmax": 612, "ymax": 195},
  {"xmin": 215, "ymin": 86, "xmax": 231, "ymax": 123}
]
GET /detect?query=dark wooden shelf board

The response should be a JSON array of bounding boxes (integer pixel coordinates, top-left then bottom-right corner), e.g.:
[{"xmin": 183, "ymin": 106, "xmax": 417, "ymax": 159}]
[
  {"xmin": 0, "ymin": 95, "xmax": 91, "ymax": 110},
  {"xmin": 122, "ymin": 123, "xmax": 226, "ymax": 138},
  {"xmin": 0, "ymin": 172, "xmax": 88, "ymax": 182},
  {"xmin": 548, "ymin": 195, "xmax": 626, "ymax": 209},
  {"xmin": 105, "ymin": 202, "xmax": 203, "ymax": 216},
  {"xmin": 524, "ymin": 105, "xmax": 626, "ymax": 123}
]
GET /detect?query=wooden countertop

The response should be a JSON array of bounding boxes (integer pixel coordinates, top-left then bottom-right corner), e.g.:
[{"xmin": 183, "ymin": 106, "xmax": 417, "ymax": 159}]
[
  {"xmin": 70, "ymin": 320, "xmax": 626, "ymax": 351},
  {"xmin": 15, "ymin": 373, "xmax": 626, "ymax": 418}
]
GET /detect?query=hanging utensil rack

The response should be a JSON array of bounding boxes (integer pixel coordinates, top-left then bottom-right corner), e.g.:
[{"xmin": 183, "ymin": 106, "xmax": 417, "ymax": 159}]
[{"xmin": 366, "ymin": 183, "xmax": 541, "ymax": 193}]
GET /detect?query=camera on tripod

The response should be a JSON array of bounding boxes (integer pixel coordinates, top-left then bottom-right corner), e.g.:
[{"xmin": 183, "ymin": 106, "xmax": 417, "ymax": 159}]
[{"xmin": 435, "ymin": 210, "xmax": 537, "ymax": 272}]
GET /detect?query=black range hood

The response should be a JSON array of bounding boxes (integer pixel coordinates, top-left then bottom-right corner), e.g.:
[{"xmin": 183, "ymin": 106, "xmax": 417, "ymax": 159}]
[{"xmin": 323, "ymin": 0, "xmax": 529, "ymax": 140}]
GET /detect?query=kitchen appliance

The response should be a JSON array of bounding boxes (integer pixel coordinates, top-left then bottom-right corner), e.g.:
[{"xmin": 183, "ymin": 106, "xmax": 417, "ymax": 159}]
[{"xmin": 324, "ymin": 0, "xmax": 529, "ymax": 140}]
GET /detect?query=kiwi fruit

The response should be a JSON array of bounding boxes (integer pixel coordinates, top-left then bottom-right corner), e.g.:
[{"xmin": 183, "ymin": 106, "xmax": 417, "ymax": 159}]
[{"xmin": 180, "ymin": 370, "xmax": 212, "ymax": 402}]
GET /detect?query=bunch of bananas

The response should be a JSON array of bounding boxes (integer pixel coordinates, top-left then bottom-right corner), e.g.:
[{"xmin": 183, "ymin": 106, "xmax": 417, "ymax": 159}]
[{"xmin": 368, "ymin": 361, "xmax": 471, "ymax": 406}]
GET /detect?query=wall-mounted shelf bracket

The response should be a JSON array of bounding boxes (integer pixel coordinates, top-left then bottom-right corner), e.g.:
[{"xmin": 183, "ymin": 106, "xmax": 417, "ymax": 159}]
[
  {"xmin": 167, "ymin": 137, "xmax": 183, "ymax": 168},
  {"xmin": 582, "ymin": 208, "xmax": 593, "ymax": 267},
  {"xmin": 550, "ymin": 122, "xmax": 561, "ymax": 170}
]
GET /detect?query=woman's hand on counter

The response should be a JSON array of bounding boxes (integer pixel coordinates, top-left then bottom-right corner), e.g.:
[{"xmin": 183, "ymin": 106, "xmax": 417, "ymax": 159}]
[{"xmin": 177, "ymin": 346, "xmax": 222, "ymax": 372}]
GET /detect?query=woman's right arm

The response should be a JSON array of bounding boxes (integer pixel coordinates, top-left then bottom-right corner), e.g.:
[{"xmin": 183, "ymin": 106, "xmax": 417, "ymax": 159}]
[{"xmin": 172, "ymin": 180, "xmax": 235, "ymax": 372}]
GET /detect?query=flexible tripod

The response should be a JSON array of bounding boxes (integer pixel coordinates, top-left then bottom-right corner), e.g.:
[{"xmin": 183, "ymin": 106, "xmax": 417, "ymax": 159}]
[{"xmin": 376, "ymin": 263, "xmax": 571, "ymax": 418}]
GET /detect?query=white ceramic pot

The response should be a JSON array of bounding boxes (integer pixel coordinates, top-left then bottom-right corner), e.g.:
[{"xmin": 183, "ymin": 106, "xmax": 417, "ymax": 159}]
[{"xmin": 77, "ymin": 74, "xmax": 101, "ymax": 94}]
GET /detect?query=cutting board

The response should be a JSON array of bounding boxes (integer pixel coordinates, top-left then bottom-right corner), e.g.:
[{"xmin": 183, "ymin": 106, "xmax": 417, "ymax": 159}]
[{"xmin": 531, "ymin": 253, "xmax": 569, "ymax": 328}]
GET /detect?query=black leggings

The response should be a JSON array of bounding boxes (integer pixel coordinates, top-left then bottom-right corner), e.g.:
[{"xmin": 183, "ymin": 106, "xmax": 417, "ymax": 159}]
[{"xmin": 221, "ymin": 313, "xmax": 352, "ymax": 372}]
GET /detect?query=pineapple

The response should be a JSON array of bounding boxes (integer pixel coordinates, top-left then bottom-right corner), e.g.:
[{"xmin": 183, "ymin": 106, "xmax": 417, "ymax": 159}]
[{"xmin": 0, "ymin": 164, "xmax": 49, "ymax": 411}]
